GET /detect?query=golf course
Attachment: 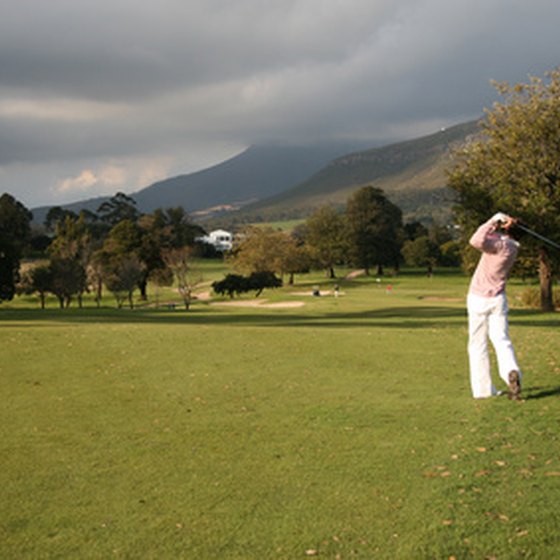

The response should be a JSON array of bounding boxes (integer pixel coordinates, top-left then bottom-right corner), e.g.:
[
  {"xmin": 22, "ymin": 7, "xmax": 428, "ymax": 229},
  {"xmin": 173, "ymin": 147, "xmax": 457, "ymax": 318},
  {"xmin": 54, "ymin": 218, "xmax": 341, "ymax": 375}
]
[{"xmin": 1, "ymin": 264, "xmax": 559, "ymax": 559}]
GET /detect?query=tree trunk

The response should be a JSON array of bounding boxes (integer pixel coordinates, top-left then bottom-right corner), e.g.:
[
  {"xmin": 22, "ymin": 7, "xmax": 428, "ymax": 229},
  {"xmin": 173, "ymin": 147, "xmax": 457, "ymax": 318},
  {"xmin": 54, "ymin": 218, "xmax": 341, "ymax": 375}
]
[
  {"xmin": 138, "ymin": 278, "xmax": 148, "ymax": 301},
  {"xmin": 539, "ymin": 248, "xmax": 554, "ymax": 312},
  {"xmin": 327, "ymin": 266, "xmax": 336, "ymax": 279}
]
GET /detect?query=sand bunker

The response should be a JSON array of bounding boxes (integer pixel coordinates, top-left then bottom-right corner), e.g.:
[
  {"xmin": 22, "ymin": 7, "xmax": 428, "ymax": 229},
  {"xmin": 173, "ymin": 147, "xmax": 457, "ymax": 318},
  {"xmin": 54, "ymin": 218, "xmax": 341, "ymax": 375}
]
[{"xmin": 210, "ymin": 298, "xmax": 305, "ymax": 309}]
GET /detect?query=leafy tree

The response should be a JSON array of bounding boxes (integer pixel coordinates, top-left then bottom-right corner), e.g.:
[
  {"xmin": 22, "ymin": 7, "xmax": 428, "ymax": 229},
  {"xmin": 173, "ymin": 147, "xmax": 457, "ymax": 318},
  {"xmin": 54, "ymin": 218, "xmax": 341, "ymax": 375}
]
[
  {"xmin": 18, "ymin": 264, "xmax": 53, "ymax": 309},
  {"xmin": 281, "ymin": 240, "xmax": 311, "ymax": 285},
  {"xmin": 162, "ymin": 246, "xmax": 202, "ymax": 310},
  {"xmin": 48, "ymin": 214, "xmax": 93, "ymax": 307},
  {"xmin": 44, "ymin": 206, "xmax": 78, "ymax": 232},
  {"xmin": 345, "ymin": 186, "xmax": 404, "ymax": 275},
  {"xmin": 402, "ymin": 236, "xmax": 439, "ymax": 276},
  {"xmin": 230, "ymin": 226, "xmax": 291, "ymax": 276},
  {"xmin": 448, "ymin": 69, "xmax": 560, "ymax": 311},
  {"xmin": 247, "ymin": 271, "xmax": 283, "ymax": 297},
  {"xmin": 305, "ymin": 205, "xmax": 346, "ymax": 278},
  {"xmin": 49, "ymin": 258, "xmax": 87, "ymax": 308},
  {"xmin": 97, "ymin": 192, "xmax": 140, "ymax": 226},
  {"xmin": 212, "ymin": 271, "xmax": 282, "ymax": 298},
  {"xmin": 0, "ymin": 193, "xmax": 32, "ymax": 302},
  {"xmin": 155, "ymin": 206, "xmax": 206, "ymax": 249},
  {"xmin": 103, "ymin": 255, "xmax": 145, "ymax": 309},
  {"xmin": 212, "ymin": 274, "xmax": 249, "ymax": 298},
  {"xmin": 404, "ymin": 221, "xmax": 429, "ymax": 241}
]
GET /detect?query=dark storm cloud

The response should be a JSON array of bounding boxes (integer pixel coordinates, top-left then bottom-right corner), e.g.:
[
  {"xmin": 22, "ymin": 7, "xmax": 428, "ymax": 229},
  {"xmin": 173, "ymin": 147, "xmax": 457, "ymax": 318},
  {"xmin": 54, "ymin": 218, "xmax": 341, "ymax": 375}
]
[{"xmin": 0, "ymin": 0, "xmax": 559, "ymax": 206}]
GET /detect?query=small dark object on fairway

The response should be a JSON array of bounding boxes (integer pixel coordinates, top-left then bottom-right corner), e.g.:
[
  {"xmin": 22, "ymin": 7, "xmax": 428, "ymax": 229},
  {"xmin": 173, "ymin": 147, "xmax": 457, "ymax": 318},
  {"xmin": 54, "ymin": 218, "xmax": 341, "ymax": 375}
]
[{"xmin": 508, "ymin": 370, "xmax": 522, "ymax": 401}]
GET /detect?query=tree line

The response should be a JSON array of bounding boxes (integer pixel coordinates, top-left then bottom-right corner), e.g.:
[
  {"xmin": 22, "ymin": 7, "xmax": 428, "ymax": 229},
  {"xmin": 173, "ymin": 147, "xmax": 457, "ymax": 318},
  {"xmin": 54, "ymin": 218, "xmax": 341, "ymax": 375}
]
[
  {"xmin": 1, "ymin": 186, "xmax": 460, "ymax": 309},
  {"xmin": 224, "ymin": 186, "xmax": 459, "ymax": 293}
]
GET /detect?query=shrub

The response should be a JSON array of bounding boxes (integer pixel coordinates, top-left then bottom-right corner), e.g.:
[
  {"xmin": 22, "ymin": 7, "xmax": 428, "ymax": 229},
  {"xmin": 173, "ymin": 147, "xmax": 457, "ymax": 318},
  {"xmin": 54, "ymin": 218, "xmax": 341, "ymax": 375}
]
[{"xmin": 519, "ymin": 286, "xmax": 560, "ymax": 309}]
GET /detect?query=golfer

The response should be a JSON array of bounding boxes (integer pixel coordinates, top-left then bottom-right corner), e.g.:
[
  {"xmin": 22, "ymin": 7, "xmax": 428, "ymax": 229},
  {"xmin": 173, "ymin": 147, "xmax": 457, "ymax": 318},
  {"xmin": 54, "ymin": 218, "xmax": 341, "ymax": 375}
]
[{"xmin": 467, "ymin": 212, "xmax": 522, "ymax": 400}]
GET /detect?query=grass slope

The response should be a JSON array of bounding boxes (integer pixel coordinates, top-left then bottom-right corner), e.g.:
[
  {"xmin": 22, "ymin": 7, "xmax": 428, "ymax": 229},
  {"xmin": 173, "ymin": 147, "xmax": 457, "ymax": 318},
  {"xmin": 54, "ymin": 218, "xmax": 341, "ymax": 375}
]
[
  {"xmin": 1, "ymin": 269, "xmax": 559, "ymax": 559},
  {"xmin": 235, "ymin": 121, "xmax": 479, "ymax": 224}
]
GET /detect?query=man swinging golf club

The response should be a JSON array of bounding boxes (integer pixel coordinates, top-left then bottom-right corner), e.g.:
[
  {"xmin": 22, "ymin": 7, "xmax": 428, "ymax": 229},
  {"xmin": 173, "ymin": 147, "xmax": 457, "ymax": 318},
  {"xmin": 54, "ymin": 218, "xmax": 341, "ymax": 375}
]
[{"xmin": 467, "ymin": 212, "xmax": 523, "ymax": 400}]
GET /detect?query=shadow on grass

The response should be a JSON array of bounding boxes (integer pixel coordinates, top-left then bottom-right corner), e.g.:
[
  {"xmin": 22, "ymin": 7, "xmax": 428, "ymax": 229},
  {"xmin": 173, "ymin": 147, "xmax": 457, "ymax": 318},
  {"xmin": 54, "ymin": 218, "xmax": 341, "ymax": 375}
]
[
  {"xmin": 523, "ymin": 385, "xmax": 560, "ymax": 400},
  {"xmin": 0, "ymin": 304, "xmax": 468, "ymax": 330},
  {"xmin": 2, "ymin": 303, "xmax": 557, "ymax": 331}
]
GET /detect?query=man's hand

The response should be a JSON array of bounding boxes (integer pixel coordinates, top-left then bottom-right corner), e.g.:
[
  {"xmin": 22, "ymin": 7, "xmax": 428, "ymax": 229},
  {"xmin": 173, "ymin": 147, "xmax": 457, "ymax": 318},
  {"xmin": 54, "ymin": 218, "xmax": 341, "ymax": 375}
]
[{"xmin": 492, "ymin": 212, "xmax": 510, "ymax": 223}]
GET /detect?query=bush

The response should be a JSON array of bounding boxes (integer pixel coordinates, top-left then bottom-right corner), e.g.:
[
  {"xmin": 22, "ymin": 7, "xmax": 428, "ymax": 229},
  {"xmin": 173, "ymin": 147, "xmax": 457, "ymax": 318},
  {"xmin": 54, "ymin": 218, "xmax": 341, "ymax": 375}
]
[{"xmin": 519, "ymin": 286, "xmax": 560, "ymax": 309}]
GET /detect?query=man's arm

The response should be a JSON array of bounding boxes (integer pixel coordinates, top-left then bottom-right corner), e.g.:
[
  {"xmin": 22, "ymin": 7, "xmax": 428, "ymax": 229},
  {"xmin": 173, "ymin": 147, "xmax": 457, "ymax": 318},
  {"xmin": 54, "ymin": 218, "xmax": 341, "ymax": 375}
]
[{"xmin": 469, "ymin": 213, "xmax": 511, "ymax": 252}]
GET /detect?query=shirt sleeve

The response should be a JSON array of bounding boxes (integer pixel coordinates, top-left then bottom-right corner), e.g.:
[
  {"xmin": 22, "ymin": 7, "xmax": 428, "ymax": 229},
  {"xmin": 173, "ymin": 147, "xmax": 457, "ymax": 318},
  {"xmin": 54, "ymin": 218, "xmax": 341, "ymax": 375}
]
[{"xmin": 469, "ymin": 219, "xmax": 500, "ymax": 253}]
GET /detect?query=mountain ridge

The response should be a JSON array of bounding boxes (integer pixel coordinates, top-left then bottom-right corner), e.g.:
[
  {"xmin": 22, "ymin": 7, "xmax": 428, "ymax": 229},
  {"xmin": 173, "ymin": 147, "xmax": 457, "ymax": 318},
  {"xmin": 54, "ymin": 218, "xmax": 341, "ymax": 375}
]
[
  {"xmin": 230, "ymin": 120, "xmax": 479, "ymax": 224},
  {"xmin": 31, "ymin": 120, "xmax": 480, "ymax": 226}
]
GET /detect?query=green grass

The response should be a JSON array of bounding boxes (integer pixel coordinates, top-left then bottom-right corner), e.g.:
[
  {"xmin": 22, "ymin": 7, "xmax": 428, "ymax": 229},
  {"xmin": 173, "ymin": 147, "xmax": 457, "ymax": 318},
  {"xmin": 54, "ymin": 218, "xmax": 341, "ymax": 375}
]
[{"xmin": 1, "ymin": 269, "xmax": 559, "ymax": 558}]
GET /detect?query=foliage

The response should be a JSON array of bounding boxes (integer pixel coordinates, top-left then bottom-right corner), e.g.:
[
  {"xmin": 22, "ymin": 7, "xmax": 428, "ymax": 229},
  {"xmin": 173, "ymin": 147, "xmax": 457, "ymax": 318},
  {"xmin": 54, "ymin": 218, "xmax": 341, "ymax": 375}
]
[
  {"xmin": 103, "ymin": 254, "xmax": 146, "ymax": 309},
  {"xmin": 401, "ymin": 236, "xmax": 439, "ymax": 275},
  {"xmin": 18, "ymin": 264, "xmax": 53, "ymax": 309},
  {"xmin": 0, "ymin": 193, "xmax": 32, "ymax": 302},
  {"xmin": 44, "ymin": 206, "xmax": 78, "ymax": 232},
  {"xmin": 304, "ymin": 205, "xmax": 347, "ymax": 278},
  {"xmin": 162, "ymin": 246, "xmax": 202, "ymax": 310},
  {"xmin": 448, "ymin": 68, "xmax": 560, "ymax": 310},
  {"xmin": 48, "ymin": 257, "xmax": 87, "ymax": 308},
  {"xmin": 246, "ymin": 270, "xmax": 283, "ymax": 297},
  {"xmin": 212, "ymin": 270, "xmax": 282, "ymax": 298},
  {"xmin": 97, "ymin": 192, "xmax": 140, "ymax": 226},
  {"xmin": 519, "ymin": 286, "xmax": 560, "ymax": 309},
  {"xmin": 345, "ymin": 186, "xmax": 404, "ymax": 274},
  {"xmin": 212, "ymin": 273, "xmax": 249, "ymax": 298}
]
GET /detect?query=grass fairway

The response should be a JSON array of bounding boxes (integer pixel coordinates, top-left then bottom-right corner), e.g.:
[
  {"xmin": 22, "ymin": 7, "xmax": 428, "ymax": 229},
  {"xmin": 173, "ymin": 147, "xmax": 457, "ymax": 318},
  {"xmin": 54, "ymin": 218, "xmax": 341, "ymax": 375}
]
[{"xmin": 1, "ymin": 270, "xmax": 559, "ymax": 559}]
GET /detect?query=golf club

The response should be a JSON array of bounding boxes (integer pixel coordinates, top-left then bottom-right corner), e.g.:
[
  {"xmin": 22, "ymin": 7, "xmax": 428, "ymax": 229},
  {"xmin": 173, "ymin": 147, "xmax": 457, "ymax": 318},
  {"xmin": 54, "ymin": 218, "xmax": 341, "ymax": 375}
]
[{"xmin": 517, "ymin": 223, "xmax": 560, "ymax": 250}]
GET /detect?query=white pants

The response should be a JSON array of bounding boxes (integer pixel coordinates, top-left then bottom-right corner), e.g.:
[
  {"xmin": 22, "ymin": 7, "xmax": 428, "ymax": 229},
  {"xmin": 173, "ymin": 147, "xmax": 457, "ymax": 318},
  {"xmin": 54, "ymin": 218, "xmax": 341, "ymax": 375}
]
[{"xmin": 467, "ymin": 293, "xmax": 521, "ymax": 398}]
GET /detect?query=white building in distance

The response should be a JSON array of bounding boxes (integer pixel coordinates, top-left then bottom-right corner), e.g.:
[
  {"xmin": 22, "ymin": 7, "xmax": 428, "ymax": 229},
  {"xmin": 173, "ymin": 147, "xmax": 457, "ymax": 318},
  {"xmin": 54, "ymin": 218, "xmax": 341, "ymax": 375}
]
[{"xmin": 198, "ymin": 229, "xmax": 233, "ymax": 252}]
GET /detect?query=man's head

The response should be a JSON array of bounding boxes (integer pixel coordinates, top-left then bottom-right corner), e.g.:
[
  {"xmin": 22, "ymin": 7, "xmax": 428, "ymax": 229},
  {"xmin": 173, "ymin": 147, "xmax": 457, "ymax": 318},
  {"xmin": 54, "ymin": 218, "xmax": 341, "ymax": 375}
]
[{"xmin": 502, "ymin": 220, "xmax": 525, "ymax": 241}]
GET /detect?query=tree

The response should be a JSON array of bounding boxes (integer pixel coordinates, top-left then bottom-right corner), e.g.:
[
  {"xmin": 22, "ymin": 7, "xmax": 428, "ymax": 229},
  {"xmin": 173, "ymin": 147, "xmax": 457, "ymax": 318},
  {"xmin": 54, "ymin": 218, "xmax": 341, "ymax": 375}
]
[
  {"xmin": 212, "ymin": 274, "xmax": 249, "ymax": 298},
  {"xmin": 247, "ymin": 271, "xmax": 283, "ymax": 297},
  {"xmin": 230, "ymin": 226, "xmax": 291, "ymax": 276},
  {"xmin": 345, "ymin": 186, "xmax": 404, "ymax": 275},
  {"xmin": 49, "ymin": 258, "xmax": 87, "ymax": 308},
  {"xmin": 103, "ymin": 255, "xmax": 145, "ymax": 309},
  {"xmin": 305, "ymin": 205, "xmax": 346, "ymax": 278},
  {"xmin": 48, "ymin": 214, "xmax": 95, "ymax": 307},
  {"xmin": 18, "ymin": 264, "xmax": 53, "ymax": 309},
  {"xmin": 97, "ymin": 192, "xmax": 140, "ymax": 226},
  {"xmin": 162, "ymin": 246, "xmax": 202, "ymax": 310},
  {"xmin": 281, "ymin": 240, "xmax": 311, "ymax": 285},
  {"xmin": 448, "ymin": 69, "xmax": 560, "ymax": 311},
  {"xmin": 401, "ymin": 236, "xmax": 439, "ymax": 276},
  {"xmin": 44, "ymin": 206, "xmax": 77, "ymax": 232},
  {"xmin": 0, "ymin": 193, "xmax": 32, "ymax": 302},
  {"xmin": 212, "ymin": 271, "xmax": 282, "ymax": 298}
]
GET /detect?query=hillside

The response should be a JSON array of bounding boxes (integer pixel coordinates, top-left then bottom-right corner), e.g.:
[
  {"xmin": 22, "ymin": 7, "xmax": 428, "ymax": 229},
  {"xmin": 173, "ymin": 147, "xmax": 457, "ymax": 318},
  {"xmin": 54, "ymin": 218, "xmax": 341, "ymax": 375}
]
[
  {"xmin": 31, "ymin": 120, "xmax": 480, "ymax": 227},
  {"xmin": 227, "ymin": 120, "xmax": 479, "ymax": 225},
  {"xmin": 31, "ymin": 141, "xmax": 373, "ymax": 224}
]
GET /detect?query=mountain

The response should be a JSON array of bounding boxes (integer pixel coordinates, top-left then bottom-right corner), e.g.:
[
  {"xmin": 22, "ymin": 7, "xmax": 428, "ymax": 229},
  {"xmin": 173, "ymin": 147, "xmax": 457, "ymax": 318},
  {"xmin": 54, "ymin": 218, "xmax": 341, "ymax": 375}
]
[
  {"xmin": 228, "ymin": 120, "xmax": 479, "ymax": 225},
  {"xmin": 31, "ymin": 120, "xmax": 480, "ymax": 227},
  {"xmin": 31, "ymin": 141, "xmax": 375, "ymax": 224}
]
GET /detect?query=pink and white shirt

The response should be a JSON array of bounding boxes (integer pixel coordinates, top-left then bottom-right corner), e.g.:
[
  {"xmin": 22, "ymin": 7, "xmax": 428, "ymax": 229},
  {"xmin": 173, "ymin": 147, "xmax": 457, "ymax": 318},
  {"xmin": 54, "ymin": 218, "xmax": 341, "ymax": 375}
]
[{"xmin": 468, "ymin": 219, "xmax": 519, "ymax": 298}]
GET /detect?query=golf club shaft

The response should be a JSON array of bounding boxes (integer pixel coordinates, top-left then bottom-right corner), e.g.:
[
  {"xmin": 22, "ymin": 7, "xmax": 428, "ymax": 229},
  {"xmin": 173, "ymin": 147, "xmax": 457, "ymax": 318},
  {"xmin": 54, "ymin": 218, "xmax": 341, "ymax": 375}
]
[{"xmin": 517, "ymin": 224, "xmax": 560, "ymax": 250}]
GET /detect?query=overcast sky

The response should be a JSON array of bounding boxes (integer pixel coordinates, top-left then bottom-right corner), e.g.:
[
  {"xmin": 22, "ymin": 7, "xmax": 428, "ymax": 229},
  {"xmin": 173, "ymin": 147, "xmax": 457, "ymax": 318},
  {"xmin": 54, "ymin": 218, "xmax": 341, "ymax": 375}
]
[{"xmin": 1, "ymin": 0, "xmax": 559, "ymax": 209}]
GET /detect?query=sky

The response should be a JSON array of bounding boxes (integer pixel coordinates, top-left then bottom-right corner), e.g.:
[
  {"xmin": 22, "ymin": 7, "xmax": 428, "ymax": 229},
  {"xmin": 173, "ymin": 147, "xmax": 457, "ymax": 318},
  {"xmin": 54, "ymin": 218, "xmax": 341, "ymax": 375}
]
[{"xmin": 1, "ymin": 0, "xmax": 559, "ymax": 209}]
